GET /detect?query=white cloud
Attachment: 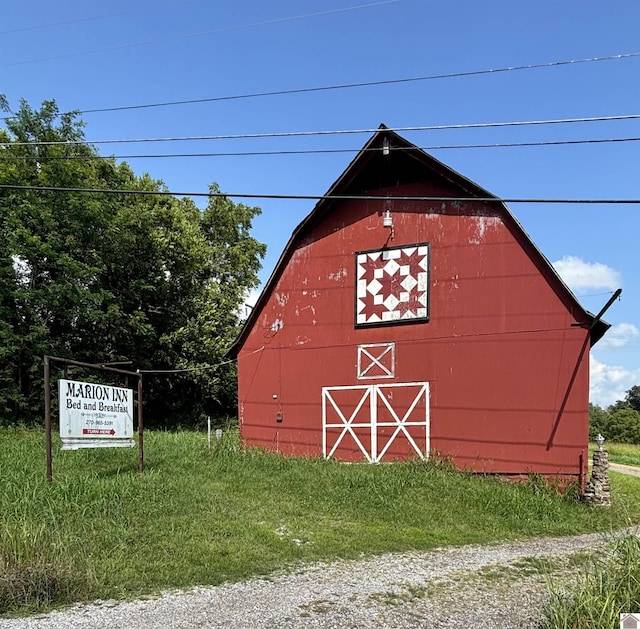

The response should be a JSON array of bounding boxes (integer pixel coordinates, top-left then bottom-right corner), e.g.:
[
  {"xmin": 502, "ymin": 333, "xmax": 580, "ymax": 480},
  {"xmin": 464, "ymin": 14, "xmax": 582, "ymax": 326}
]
[
  {"xmin": 238, "ymin": 286, "xmax": 263, "ymax": 320},
  {"xmin": 590, "ymin": 355, "xmax": 640, "ymax": 407},
  {"xmin": 598, "ymin": 322, "xmax": 640, "ymax": 350},
  {"xmin": 244, "ymin": 286, "xmax": 262, "ymax": 309},
  {"xmin": 552, "ymin": 256, "xmax": 620, "ymax": 294}
]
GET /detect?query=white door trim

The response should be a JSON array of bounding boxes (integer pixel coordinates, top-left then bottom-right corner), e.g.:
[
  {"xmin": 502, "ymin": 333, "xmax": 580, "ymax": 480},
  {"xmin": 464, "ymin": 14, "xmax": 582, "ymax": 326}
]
[{"xmin": 322, "ymin": 382, "xmax": 429, "ymax": 463}]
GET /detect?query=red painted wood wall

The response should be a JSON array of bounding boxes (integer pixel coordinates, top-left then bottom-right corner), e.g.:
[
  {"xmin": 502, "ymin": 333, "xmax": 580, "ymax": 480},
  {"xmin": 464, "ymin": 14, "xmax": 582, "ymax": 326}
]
[{"xmin": 237, "ymin": 180, "xmax": 590, "ymax": 480}]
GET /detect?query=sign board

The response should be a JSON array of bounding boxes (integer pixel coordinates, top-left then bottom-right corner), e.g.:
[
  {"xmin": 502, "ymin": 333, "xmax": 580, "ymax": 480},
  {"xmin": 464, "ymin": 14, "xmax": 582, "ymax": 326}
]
[{"xmin": 59, "ymin": 378, "xmax": 135, "ymax": 450}]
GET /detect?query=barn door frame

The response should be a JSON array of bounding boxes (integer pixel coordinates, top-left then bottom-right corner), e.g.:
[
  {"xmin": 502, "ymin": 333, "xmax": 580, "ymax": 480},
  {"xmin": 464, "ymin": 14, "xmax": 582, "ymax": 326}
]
[{"xmin": 322, "ymin": 382, "xmax": 430, "ymax": 463}]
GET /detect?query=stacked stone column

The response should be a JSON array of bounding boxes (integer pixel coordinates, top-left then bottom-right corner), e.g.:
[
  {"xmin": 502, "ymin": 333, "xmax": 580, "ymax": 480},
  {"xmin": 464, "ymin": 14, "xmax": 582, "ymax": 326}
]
[{"xmin": 583, "ymin": 449, "xmax": 611, "ymax": 507}]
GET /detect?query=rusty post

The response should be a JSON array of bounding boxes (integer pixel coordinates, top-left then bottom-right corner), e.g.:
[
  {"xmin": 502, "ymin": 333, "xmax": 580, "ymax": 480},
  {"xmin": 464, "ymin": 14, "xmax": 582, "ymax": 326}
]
[
  {"xmin": 44, "ymin": 356, "xmax": 52, "ymax": 483},
  {"xmin": 137, "ymin": 372, "xmax": 144, "ymax": 473},
  {"xmin": 48, "ymin": 356, "xmax": 138, "ymax": 378}
]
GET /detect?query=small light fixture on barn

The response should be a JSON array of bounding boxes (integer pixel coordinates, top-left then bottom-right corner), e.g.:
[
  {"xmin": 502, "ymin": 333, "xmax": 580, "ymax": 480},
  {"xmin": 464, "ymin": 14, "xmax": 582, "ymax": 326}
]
[
  {"xmin": 382, "ymin": 201, "xmax": 393, "ymax": 242},
  {"xmin": 382, "ymin": 137, "xmax": 390, "ymax": 156},
  {"xmin": 382, "ymin": 199, "xmax": 394, "ymax": 239}
]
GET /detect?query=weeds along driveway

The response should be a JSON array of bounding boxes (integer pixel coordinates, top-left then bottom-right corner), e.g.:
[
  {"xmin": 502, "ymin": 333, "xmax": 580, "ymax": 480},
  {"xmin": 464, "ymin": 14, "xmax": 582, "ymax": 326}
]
[{"xmin": 0, "ymin": 531, "xmax": 626, "ymax": 629}]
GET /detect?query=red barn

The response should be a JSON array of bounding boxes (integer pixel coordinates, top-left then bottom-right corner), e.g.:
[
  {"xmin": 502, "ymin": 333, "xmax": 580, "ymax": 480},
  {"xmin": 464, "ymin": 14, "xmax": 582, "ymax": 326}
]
[{"xmin": 228, "ymin": 126, "xmax": 609, "ymax": 484}]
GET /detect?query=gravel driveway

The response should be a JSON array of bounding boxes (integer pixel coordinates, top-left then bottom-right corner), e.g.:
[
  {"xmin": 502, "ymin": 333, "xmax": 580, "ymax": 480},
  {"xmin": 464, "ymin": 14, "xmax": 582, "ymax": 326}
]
[
  {"xmin": 0, "ymin": 531, "xmax": 612, "ymax": 629},
  {"xmin": 609, "ymin": 462, "xmax": 640, "ymax": 478}
]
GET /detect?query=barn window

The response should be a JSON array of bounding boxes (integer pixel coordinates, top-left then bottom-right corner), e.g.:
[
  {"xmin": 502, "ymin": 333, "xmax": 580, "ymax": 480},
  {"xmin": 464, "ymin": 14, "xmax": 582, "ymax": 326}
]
[
  {"xmin": 355, "ymin": 243, "xmax": 430, "ymax": 326},
  {"xmin": 357, "ymin": 342, "xmax": 395, "ymax": 379}
]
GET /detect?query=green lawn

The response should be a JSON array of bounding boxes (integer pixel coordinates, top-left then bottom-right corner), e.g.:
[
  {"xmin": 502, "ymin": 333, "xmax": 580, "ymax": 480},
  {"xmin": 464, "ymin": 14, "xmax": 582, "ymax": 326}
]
[
  {"xmin": 3, "ymin": 427, "xmax": 640, "ymax": 616},
  {"xmin": 589, "ymin": 442, "xmax": 640, "ymax": 467}
]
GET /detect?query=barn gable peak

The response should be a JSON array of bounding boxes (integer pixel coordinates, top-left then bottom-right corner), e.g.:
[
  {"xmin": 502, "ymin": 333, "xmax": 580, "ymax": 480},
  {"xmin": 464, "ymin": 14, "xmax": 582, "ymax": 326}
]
[
  {"xmin": 323, "ymin": 123, "xmax": 497, "ymax": 202},
  {"xmin": 226, "ymin": 125, "xmax": 609, "ymax": 357}
]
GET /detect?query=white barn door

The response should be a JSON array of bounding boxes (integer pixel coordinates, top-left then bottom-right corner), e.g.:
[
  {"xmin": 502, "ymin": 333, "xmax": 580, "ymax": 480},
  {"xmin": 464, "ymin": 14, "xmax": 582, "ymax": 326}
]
[{"xmin": 322, "ymin": 382, "xmax": 429, "ymax": 463}]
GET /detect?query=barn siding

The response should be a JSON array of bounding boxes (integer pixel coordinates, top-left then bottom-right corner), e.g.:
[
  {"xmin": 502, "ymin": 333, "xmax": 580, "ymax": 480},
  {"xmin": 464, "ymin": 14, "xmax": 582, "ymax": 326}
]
[{"xmin": 237, "ymin": 179, "xmax": 589, "ymax": 478}]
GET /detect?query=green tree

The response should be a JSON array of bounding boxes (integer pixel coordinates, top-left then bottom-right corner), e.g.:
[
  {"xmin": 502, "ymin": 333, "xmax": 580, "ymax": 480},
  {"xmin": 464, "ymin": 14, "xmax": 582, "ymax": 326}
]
[
  {"xmin": 624, "ymin": 385, "xmax": 640, "ymax": 413},
  {"xmin": 588, "ymin": 403, "xmax": 609, "ymax": 441},
  {"xmin": 604, "ymin": 408, "xmax": 640, "ymax": 444},
  {"xmin": 161, "ymin": 185, "xmax": 266, "ymax": 421},
  {"xmin": 0, "ymin": 97, "xmax": 265, "ymax": 426},
  {"xmin": 0, "ymin": 98, "xmax": 108, "ymax": 421},
  {"xmin": 0, "ymin": 195, "xmax": 20, "ymax": 417}
]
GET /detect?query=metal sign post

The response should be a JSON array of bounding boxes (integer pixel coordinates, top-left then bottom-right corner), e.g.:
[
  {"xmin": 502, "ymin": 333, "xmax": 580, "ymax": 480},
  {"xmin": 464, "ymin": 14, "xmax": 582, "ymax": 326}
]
[
  {"xmin": 137, "ymin": 372, "xmax": 144, "ymax": 473},
  {"xmin": 44, "ymin": 356, "xmax": 52, "ymax": 483}
]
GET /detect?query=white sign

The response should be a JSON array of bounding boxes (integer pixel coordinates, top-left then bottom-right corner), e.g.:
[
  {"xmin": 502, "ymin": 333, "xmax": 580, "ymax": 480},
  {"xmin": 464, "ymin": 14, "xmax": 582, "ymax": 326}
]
[{"xmin": 59, "ymin": 379, "xmax": 135, "ymax": 450}]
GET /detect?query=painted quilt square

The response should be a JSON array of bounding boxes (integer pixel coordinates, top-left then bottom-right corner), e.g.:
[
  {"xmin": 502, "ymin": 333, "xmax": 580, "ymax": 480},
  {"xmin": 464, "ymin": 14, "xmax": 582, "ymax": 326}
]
[{"xmin": 356, "ymin": 244, "xmax": 429, "ymax": 326}]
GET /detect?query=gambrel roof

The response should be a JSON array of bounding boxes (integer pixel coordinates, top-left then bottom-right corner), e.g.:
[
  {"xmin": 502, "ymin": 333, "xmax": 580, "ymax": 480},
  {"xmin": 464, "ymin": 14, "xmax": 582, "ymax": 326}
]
[{"xmin": 228, "ymin": 125, "xmax": 609, "ymax": 357}]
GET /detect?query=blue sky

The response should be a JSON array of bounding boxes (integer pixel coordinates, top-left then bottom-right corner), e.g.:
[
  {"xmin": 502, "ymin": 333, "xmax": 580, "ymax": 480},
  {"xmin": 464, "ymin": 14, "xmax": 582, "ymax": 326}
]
[{"xmin": 2, "ymin": 0, "xmax": 639, "ymax": 406}]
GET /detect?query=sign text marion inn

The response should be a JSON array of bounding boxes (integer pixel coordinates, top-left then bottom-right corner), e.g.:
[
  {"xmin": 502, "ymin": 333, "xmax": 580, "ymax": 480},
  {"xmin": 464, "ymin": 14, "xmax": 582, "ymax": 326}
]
[{"xmin": 59, "ymin": 378, "xmax": 135, "ymax": 450}]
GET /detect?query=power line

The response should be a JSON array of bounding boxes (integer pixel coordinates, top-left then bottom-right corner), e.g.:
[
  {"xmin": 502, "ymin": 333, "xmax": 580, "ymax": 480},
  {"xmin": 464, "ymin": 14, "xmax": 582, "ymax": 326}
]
[
  {"xmin": 2, "ymin": 136, "xmax": 639, "ymax": 161},
  {"xmin": 0, "ymin": 10, "xmax": 133, "ymax": 36},
  {"xmin": 0, "ymin": 0, "xmax": 403, "ymax": 69},
  {"xmin": 3, "ymin": 50, "xmax": 636, "ymax": 120},
  {"xmin": 283, "ymin": 325, "xmax": 590, "ymax": 353},
  {"xmin": 1, "ymin": 183, "xmax": 639, "ymax": 204},
  {"xmin": 139, "ymin": 346, "xmax": 265, "ymax": 374},
  {"xmin": 578, "ymin": 291, "xmax": 621, "ymax": 299},
  {"xmin": 145, "ymin": 321, "xmax": 595, "ymax": 373},
  {"xmin": 3, "ymin": 114, "xmax": 640, "ymax": 147},
  {"xmin": 69, "ymin": 51, "xmax": 640, "ymax": 115},
  {"xmin": 0, "ymin": 0, "xmax": 208, "ymax": 36}
]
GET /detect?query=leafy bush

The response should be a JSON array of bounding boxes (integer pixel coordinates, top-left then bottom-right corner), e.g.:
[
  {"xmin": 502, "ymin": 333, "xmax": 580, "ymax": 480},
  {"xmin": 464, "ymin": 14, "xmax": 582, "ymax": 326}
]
[
  {"xmin": 589, "ymin": 403, "xmax": 609, "ymax": 441},
  {"xmin": 589, "ymin": 400, "xmax": 640, "ymax": 445},
  {"xmin": 606, "ymin": 409, "xmax": 640, "ymax": 444}
]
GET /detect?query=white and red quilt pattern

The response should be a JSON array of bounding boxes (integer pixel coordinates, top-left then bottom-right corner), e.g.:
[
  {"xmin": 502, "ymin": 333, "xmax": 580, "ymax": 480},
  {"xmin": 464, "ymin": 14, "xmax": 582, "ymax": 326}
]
[{"xmin": 356, "ymin": 244, "xmax": 429, "ymax": 326}]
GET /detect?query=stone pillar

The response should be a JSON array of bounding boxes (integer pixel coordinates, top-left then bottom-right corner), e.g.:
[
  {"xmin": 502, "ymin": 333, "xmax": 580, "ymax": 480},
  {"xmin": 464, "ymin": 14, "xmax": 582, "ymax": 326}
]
[{"xmin": 582, "ymin": 449, "xmax": 611, "ymax": 507}]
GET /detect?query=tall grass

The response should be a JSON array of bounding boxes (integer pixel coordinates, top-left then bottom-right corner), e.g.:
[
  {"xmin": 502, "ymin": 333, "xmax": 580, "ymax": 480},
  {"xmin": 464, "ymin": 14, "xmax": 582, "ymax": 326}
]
[
  {"xmin": 0, "ymin": 522, "xmax": 92, "ymax": 613},
  {"xmin": 603, "ymin": 443, "xmax": 640, "ymax": 467},
  {"xmin": 541, "ymin": 532, "xmax": 640, "ymax": 628},
  {"xmin": 2, "ymin": 427, "xmax": 640, "ymax": 616}
]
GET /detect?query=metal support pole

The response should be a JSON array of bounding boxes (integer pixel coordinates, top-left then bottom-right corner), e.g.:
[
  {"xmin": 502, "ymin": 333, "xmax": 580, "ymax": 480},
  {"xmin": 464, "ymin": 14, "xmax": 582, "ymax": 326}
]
[
  {"xmin": 44, "ymin": 356, "xmax": 52, "ymax": 483},
  {"xmin": 590, "ymin": 288, "xmax": 622, "ymax": 330},
  {"xmin": 137, "ymin": 373, "xmax": 144, "ymax": 473}
]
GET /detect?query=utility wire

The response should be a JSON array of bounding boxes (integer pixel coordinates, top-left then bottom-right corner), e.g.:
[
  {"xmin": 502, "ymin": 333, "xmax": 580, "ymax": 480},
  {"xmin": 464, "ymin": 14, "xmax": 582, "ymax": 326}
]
[
  {"xmin": 142, "ymin": 321, "xmax": 595, "ymax": 373},
  {"xmin": 283, "ymin": 325, "xmax": 592, "ymax": 353},
  {"xmin": 0, "ymin": 10, "xmax": 134, "ymax": 36},
  {"xmin": 139, "ymin": 346, "xmax": 265, "ymax": 374},
  {"xmin": 2, "ymin": 50, "xmax": 636, "ymax": 119},
  {"xmin": 141, "ymin": 320, "xmax": 605, "ymax": 374},
  {"xmin": 69, "ymin": 51, "xmax": 640, "ymax": 115},
  {"xmin": 0, "ymin": 0, "xmax": 209, "ymax": 36},
  {"xmin": 3, "ymin": 114, "xmax": 640, "ymax": 147},
  {"xmin": 0, "ymin": 0, "xmax": 403, "ymax": 69},
  {"xmin": 2, "ymin": 136, "xmax": 639, "ymax": 161},
  {"xmin": 1, "ymin": 183, "xmax": 638, "ymax": 204}
]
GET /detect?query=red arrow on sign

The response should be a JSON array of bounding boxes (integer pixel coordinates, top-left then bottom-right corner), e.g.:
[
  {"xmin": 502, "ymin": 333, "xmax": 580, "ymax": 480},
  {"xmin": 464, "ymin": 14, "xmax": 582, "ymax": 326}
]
[{"xmin": 82, "ymin": 428, "xmax": 116, "ymax": 436}]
